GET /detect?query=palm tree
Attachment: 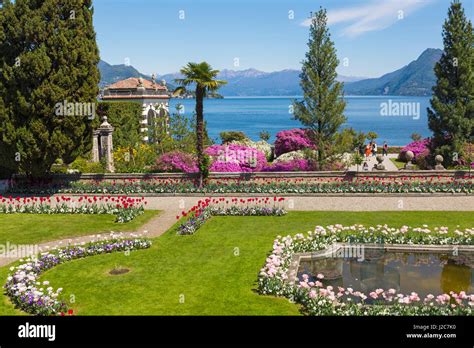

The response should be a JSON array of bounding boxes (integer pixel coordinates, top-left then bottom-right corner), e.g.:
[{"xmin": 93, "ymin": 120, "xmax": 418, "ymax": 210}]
[{"xmin": 174, "ymin": 62, "xmax": 227, "ymax": 186}]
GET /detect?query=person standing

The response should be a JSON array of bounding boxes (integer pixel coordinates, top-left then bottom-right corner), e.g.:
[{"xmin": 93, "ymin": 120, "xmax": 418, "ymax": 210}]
[
  {"xmin": 372, "ymin": 141, "xmax": 377, "ymax": 156},
  {"xmin": 383, "ymin": 141, "xmax": 388, "ymax": 156},
  {"xmin": 365, "ymin": 143, "xmax": 372, "ymax": 158}
]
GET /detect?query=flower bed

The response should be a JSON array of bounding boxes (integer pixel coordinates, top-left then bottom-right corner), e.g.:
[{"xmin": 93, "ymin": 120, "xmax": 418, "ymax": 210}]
[
  {"xmin": 258, "ymin": 225, "xmax": 474, "ymax": 315},
  {"xmin": 4, "ymin": 233, "xmax": 152, "ymax": 315},
  {"xmin": 177, "ymin": 197, "xmax": 287, "ymax": 235},
  {"xmin": 0, "ymin": 195, "xmax": 146, "ymax": 223},
  {"xmin": 21, "ymin": 176, "xmax": 474, "ymax": 195}
]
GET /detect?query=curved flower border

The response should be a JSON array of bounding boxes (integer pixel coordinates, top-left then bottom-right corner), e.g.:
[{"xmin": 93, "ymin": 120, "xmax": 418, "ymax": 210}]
[
  {"xmin": 177, "ymin": 197, "xmax": 287, "ymax": 235},
  {"xmin": 4, "ymin": 233, "xmax": 152, "ymax": 315},
  {"xmin": 258, "ymin": 225, "xmax": 474, "ymax": 315}
]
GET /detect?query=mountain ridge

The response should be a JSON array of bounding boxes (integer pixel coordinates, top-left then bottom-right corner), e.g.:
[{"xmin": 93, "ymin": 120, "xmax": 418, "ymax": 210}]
[{"xmin": 98, "ymin": 48, "xmax": 442, "ymax": 96}]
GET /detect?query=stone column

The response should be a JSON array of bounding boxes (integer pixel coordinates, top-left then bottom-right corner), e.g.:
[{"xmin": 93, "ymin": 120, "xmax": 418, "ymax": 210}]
[
  {"xmin": 92, "ymin": 130, "xmax": 100, "ymax": 163},
  {"xmin": 97, "ymin": 116, "xmax": 115, "ymax": 172}
]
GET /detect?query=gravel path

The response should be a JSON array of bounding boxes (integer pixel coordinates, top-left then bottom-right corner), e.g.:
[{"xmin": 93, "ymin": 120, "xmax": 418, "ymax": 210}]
[{"xmin": 348, "ymin": 153, "xmax": 399, "ymax": 171}]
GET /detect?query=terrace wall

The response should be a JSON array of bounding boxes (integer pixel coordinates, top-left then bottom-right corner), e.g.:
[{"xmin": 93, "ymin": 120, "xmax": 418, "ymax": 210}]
[{"xmin": 9, "ymin": 169, "xmax": 473, "ymax": 185}]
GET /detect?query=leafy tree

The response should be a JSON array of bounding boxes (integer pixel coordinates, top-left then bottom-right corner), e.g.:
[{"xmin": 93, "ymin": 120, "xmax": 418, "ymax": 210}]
[
  {"xmin": 95, "ymin": 102, "xmax": 143, "ymax": 149},
  {"xmin": 174, "ymin": 62, "xmax": 227, "ymax": 186},
  {"xmin": 366, "ymin": 131, "xmax": 378, "ymax": 142},
  {"xmin": 428, "ymin": 0, "xmax": 474, "ymax": 166},
  {"xmin": 0, "ymin": 0, "xmax": 100, "ymax": 177},
  {"xmin": 220, "ymin": 131, "xmax": 247, "ymax": 144},
  {"xmin": 293, "ymin": 8, "xmax": 346, "ymax": 169},
  {"xmin": 411, "ymin": 133, "xmax": 423, "ymax": 141},
  {"xmin": 259, "ymin": 131, "xmax": 270, "ymax": 142},
  {"xmin": 334, "ymin": 128, "xmax": 366, "ymax": 154}
]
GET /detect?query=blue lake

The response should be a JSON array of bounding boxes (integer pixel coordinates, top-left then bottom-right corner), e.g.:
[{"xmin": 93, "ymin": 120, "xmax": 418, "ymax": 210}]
[{"xmin": 169, "ymin": 96, "xmax": 432, "ymax": 146}]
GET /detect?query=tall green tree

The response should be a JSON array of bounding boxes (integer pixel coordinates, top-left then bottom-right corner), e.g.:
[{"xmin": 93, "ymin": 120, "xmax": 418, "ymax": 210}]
[
  {"xmin": 293, "ymin": 8, "xmax": 346, "ymax": 169},
  {"xmin": 0, "ymin": 0, "xmax": 100, "ymax": 177},
  {"xmin": 428, "ymin": 0, "xmax": 474, "ymax": 166},
  {"xmin": 174, "ymin": 62, "xmax": 226, "ymax": 186}
]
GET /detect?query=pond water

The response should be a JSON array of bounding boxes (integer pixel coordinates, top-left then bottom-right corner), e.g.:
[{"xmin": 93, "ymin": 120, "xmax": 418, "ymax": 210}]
[{"xmin": 297, "ymin": 249, "xmax": 474, "ymax": 299}]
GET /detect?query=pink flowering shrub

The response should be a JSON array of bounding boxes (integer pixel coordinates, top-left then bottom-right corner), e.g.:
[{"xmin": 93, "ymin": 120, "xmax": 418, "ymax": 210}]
[
  {"xmin": 205, "ymin": 144, "xmax": 267, "ymax": 172},
  {"xmin": 263, "ymin": 159, "xmax": 314, "ymax": 172},
  {"xmin": 209, "ymin": 161, "xmax": 242, "ymax": 172},
  {"xmin": 154, "ymin": 151, "xmax": 198, "ymax": 173},
  {"xmin": 274, "ymin": 129, "xmax": 316, "ymax": 157},
  {"xmin": 399, "ymin": 138, "xmax": 431, "ymax": 162}
]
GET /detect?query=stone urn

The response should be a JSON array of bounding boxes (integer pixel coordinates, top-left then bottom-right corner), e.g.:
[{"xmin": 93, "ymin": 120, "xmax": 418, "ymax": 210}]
[
  {"xmin": 435, "ymin": 155, "xmax": 445, "ymax": 170},
  {"xmin": 404, "ymin": 150, "xmax": 415, "ymax": 170},
  {"xmin": 373, "ymin": 154, "xmax": 386, "ymax": 171}
]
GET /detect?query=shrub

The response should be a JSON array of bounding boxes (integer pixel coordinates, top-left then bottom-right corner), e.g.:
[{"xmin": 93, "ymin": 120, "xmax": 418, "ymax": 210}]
[
  {"xmin": 114, "ymin": 144, "xmax": 156, "ymax": 173},
  {"xmin": 230, "ymin": 139, "xmax": 272, "ymax": 161},
  {"xmin": 154, "ymin": 151, "xmax": 198, "ymax": 173},
  {"xmin": 398, "ymin": 138, "xmax": 431, "ymax": 162},
  {"xmin": 273, "ymin": 150, "xmax": 307, "ymax": 162},
  {"xmin": 209, "ymin": 161, "xmax": 242, "ymax": 172},
  {"xmin": 263, "ymin": 159, "xmax": 313, "ymax": 172},
  {"xmin": 205, "ymin": 144, "xmax": 267, "ymax": 172},
  {"xmin": 220, "ymin": 131, "xmax": 247, "ymax": 144},
  {"xmin": 69, "ymin": 157, "xmax": 105, "ymax": 174},
  {"xmin": 274, "ymin": 129, "xmax": 315, "ymax": 157}
]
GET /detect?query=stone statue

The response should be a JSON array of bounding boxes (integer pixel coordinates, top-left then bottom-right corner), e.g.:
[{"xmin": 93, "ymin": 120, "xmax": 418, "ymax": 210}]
[
  {"xmin": 403, "ymin": 151, "xmax": 415, "ymax": 170},
  {"xmin": 373, "ymin": 154, "xmax": 386, "ymax": 171},
  {"xmin": 434, "ymin": 155, "xmax": 445, "ymax": 170}
]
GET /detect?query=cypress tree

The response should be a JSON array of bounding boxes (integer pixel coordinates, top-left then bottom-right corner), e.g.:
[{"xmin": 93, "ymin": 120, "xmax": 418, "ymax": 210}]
[
  {"xmin": 0, "ymin": 0, "xmax": 100, "ymax": 177},
  {"xmin": 427, "ymin": 0, "xmax": 474, "ymax": 166},
  {"xmin": 293, "ymin": 8, "xmax": 346, "ymax": 169}
]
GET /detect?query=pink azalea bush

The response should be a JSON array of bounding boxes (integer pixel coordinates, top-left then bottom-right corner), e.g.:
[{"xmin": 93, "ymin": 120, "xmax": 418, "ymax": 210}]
[
  {"xmin": 399, "ymin": 138, "xmax": 431, "ymax": 161},
  {"xmin": 205, "ymin": 144, "xmax": 267, "ymax": 172},
  {"xmin": 209, "ymin": 161, "xmax": 242, "ymax": 172},
  {"xmin": 154, "ymin": 151, "xmax": 198, "ymax": 173},
  {"xmin": 274, "ymin": 129, "xmax": 316, "ymax": 157},
  {"xmin": 263, "ymin": 159, "xmax": 314, "ymax": 172}
]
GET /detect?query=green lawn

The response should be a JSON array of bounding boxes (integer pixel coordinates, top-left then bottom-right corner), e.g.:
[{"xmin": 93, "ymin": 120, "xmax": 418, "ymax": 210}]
[
  {"xmin": 1, "ymin": 211, "xmax": 472, "ymax": 316},
  {"xmin": 390, "ymin": 158, "xmax": 419, "ymax": 170},
  {"xmin": 0, "ymin": 211, "xmax": 160, "ymax": 246}
]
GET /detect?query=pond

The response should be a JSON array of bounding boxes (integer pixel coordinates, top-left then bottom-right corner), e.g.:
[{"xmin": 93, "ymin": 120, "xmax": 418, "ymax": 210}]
[{"xmin": 297, "ymin": 247, "xmax": 474, "ymax": 299}]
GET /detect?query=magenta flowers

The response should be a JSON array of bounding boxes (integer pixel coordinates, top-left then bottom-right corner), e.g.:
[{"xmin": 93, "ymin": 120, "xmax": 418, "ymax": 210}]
[
  {"xmin": 400, "ymin": 138, "xmax": 431, "ymax": 160},
  {"xmin": 274, "ymin": 128, "xmax": 316, "ymax": 157},
  {"xmin": 155, "ymin": 151, "xmax": 199, "ymax": 173},
  {"xmin": 205, "ymin": 144, "xmax": 267, "ymax": 172}
]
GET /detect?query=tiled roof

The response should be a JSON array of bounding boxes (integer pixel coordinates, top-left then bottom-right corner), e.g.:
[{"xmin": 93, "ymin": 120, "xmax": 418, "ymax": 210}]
[
  {"xmin": 106, "ymin": 77, "xmax": 167, "ymax": 90},
  {"xmin": 101, "ymin": 95, "xmax": 170, "ymax": 100}
]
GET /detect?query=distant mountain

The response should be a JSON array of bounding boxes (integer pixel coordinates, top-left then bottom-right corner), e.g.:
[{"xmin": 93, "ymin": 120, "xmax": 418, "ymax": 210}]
[
  {"xmin": 98, "ymin": 48, "xmax": 441, "ymax": 96},
  {"xmin": 344, "ymin": 48, "xmax": 442, "ymax": 96},
  {"xmin": 157, "ymin": 69, "xmax": 366, "ymax": 96},
  {"xmin": 98, "ymin": 60, "xmax": 150, "ymax": 88}
]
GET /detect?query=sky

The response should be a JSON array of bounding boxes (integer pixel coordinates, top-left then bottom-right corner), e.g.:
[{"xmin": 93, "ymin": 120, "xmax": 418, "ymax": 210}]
[{"xmin": 93, "ymin": 0, "xmax": 473, "ymax": 78}]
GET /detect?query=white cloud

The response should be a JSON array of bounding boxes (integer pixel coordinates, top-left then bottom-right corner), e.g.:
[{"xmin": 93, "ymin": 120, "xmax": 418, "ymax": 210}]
[{"xmin": 301, "ymin": 0, "xmax": 434, "ymax": 37}]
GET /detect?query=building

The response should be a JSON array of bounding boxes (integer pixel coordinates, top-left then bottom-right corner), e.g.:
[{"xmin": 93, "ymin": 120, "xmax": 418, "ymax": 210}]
[{"xmin": 101, "ymin": 77, "xmax": 170, "ymax": 142}]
